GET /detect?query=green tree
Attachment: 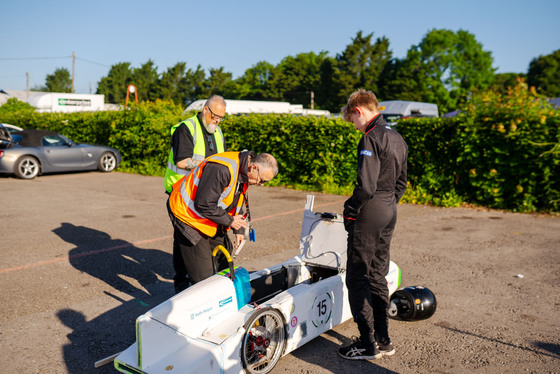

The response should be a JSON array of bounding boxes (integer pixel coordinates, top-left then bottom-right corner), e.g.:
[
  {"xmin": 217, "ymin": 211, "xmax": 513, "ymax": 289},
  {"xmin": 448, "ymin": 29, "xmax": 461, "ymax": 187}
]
[
  {"xmin": 156, "ymin": 62, "xmax": 188, "ymax": 104},
  {"xmin": 381, "ymin": 29, "xmax": 494, "ymax": 113},
  {"xmin": 334, "ymin": 31, "xmax": 392, "ymax": 107},
  {"xmin": 180, "ymin": 65, "xmax": 206, "ymax": 105},
  {"xmin": 378, "ymin": 53, "xmax": 425, "ymax": 102},
  {"xmin": 229, "ymin": 61, "xmax": 280, "ymax": 101},
  {"xmin": 276, "ymin": 52, "xmax": 329, "ymax": 107},
  {"xmin": 45, "ymin": 67, "xmax": 72, "ymax": 93},
  {"xmin": 200, "ymin": 67, "xmax": 233, "ymax": 98},
  {"xmin": 527, "ymin": 49, "xmax": 560, "ymax": 97},
  {"xmin": 154, "ymin": 62, "xmax": 206, "ymax": 106},
  {"xmin": 97, "ymin": 62, "xmax": 133, "ymax": 103},
  {"xmin": 315, "ymin": 57, "xmax": 338, "ymax": 111},
  {"xmin": 131, "ymin": 60, "xmax": 159, "ymax": 101}
]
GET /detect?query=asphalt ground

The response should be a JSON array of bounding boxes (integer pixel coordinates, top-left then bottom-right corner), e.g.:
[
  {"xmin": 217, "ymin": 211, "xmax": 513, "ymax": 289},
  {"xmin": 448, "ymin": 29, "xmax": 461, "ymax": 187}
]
[{"xmin": 1, "ymin": 171, "xmax": 559, "ymax": 373}]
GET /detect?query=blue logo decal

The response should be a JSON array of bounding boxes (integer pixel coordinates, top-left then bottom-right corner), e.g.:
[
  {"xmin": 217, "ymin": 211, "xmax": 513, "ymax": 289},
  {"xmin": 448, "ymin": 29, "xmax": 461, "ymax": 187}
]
[
  {"xmin": 219, "ymin": 296, "xmax": 233, "ymax": 307},
  {"xmin": 360, "ymin": 150, "xmax": 373, "ymax": 157}
]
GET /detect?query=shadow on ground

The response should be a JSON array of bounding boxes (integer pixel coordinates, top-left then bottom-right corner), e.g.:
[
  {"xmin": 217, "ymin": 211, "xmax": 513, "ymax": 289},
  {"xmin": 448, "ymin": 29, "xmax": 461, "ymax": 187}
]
[
  {"xmin": 435, "ymin": 322, "xmax": 560, "ymax": 360},
  {"xmin": 53, "ymin": 223, "xmax": 175, "ymax": 373},
  {"xmin": 288, "ymin": 329, "xmax": 399, "ymax": 374}
]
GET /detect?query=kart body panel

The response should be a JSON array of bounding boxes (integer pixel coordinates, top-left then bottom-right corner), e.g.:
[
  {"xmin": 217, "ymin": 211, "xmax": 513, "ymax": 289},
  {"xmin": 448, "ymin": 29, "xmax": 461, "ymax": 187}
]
[{"xmin": 114, "ymin": 195, "xmax": 401, "ymax": 373}]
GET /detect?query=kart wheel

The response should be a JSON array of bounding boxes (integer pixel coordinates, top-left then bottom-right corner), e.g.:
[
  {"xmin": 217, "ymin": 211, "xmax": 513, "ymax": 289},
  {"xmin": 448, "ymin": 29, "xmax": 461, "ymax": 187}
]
[
  {"xmin": 14, "ymin": 156, "xmax": 40, "ymax": 179},
  {"xmin": 98, "ymin": 152, "xmax": 117, "ymax": 172},
  {"xmin": 241, "ymin": 307, "xmax": 286, "ymax": 374}
]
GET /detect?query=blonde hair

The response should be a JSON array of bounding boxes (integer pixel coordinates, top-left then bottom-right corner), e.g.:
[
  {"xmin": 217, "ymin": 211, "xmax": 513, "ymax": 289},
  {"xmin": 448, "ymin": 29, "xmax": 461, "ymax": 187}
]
[{"xmin": 341, "ymin": 89, "xmax": 379, "ymax": 121}]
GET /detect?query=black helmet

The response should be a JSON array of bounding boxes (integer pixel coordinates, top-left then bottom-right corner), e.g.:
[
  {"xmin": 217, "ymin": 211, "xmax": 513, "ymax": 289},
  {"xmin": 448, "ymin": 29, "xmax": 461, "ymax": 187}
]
[{"xmin": 388, "ymin": 286, "xmax": 437, "ymax": 321}]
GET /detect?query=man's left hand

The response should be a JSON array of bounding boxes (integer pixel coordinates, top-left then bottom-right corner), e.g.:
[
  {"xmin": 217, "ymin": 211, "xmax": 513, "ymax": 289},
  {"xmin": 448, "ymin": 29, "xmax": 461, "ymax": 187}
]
[
  {"xmin": 234, "ymin": 234, "xmax": 244, "ymax": 248},
  {"xmin": 230, "ymin": 214, "xmax": 248, "ymax": 230}
]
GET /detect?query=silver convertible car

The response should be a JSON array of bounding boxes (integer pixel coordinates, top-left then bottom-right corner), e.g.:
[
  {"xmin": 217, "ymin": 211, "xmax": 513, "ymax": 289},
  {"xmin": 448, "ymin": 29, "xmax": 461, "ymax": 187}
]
[{"xmin": 0, "ymin": 126, "xmax": 121, "ymax": 179}]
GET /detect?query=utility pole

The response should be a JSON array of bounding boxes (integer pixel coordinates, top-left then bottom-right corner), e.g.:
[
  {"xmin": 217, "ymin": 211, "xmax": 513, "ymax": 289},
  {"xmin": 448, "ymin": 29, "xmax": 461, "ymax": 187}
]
[
  {"xmin": 26, "ymin": 72, "xmax": 29, "ymax": 98},
  {"xmin": 310, "ymin": 90, "xmax": 314, "ymax": 110},
  {"xmin": 71, "ymin": 51, "xmax": 75, "ymax": 93}
]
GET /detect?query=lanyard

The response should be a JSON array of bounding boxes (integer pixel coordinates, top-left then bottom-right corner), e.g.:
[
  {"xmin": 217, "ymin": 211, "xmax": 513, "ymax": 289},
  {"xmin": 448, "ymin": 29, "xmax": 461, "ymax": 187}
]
[
  {"xmin": 242, "ymin": 189, "xmax": 252, "ymax": 222},
  {"xmin": 241, "ymin": 189, "xmax": 256, "ymax": 242}
]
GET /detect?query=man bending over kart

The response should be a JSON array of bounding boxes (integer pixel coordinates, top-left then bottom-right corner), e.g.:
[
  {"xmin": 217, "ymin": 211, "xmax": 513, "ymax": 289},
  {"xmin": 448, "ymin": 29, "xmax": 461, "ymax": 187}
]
[{"xmin": 167, "ymin": 151, "xmax": 278, "ymax": 294}]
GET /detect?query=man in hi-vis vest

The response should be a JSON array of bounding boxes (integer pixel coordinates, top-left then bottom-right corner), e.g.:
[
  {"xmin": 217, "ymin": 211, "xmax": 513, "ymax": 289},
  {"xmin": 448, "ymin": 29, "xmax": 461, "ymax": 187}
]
[
  {"xmin": 164, "ymin": 95, "xmax": 227, "ymax": 194},
  {"xmin": 167, "ymin": 151, "xmax": 278, "ymax": 294}
]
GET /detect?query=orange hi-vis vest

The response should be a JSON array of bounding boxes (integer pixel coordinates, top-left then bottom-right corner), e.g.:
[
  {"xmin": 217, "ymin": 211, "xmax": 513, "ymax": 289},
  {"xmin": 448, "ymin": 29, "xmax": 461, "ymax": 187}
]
[{"xmin": 169, "ymin": 152, "xmax": 247, "ymax": 237}]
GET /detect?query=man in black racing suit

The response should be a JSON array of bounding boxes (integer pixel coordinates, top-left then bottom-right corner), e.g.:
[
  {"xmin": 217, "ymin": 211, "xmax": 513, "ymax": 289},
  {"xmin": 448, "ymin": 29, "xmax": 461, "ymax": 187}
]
[{"xmin": 338, "ymin": 89, "xmax": 408, "ymax": 361}]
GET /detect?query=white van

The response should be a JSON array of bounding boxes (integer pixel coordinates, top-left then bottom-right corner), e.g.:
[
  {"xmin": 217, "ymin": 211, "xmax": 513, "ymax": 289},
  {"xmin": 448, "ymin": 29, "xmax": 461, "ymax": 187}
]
[
  {"xmin": 379, "ymin": 100, "xmax": 438, "ymax": 125},
  {"xmin": 184, "ymin": 99, "xmax": 331, "ymax": 116}
]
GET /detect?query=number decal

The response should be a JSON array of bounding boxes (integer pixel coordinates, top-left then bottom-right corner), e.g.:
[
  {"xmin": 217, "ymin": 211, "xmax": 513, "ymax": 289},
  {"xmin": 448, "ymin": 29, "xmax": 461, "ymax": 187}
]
[{"xmin": 311, "ymin": 293, "xmax": 332, "ymax": 327}]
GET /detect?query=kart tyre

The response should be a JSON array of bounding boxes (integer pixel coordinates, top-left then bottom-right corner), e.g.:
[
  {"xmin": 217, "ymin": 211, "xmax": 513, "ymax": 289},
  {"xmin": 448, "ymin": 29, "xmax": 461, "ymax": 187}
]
[
  {"xmin": 14, "ymin": 155, "xmax": 40, "ymax": 179},
  {"xmin": 241, "ymin": 307, "xmax": 286, "ymax": 374}
]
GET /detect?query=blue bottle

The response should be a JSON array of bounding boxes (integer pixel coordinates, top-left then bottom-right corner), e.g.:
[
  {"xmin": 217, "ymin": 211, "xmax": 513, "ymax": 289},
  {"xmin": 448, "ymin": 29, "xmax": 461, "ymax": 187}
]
[{"xmin": 233, "ymin": 267, "xmax": 251, "ymax": 309}]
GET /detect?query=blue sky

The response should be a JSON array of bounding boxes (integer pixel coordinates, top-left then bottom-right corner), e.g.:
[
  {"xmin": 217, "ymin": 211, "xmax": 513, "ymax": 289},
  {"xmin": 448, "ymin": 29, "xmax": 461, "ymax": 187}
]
[{"xmin": 1, "ymin": 0, "xmax": 559, "ymax": 94}]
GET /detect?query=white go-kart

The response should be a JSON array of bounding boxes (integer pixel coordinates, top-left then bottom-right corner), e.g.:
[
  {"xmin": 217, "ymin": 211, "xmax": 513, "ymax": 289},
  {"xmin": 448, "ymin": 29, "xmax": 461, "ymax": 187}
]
[{"xmin": 114, "ymin": 195, "xmax": 436, "ymax": 374}]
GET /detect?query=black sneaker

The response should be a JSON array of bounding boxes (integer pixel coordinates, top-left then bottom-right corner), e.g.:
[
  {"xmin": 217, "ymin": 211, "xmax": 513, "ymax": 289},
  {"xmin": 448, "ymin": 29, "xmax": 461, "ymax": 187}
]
[
  {"xmin": 377, "ymin": 341, "xmax": 396, "ymax": 356},
  {"xmin": 338, "ymin": 338, "xmax": 382, "ymax": 360}
]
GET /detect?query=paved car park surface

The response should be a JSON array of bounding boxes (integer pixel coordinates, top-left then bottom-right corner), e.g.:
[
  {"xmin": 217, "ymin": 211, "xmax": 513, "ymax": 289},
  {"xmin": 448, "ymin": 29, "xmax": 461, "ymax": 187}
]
[{"xmin": 1, "ymin": 171, "xmax": 559, "ymax": 373}]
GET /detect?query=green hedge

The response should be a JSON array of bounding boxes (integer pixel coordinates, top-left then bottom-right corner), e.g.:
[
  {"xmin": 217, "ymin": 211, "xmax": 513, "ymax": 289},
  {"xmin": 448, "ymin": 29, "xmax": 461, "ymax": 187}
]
[
  {"xmin": 220, "ymin": 114, "xmax": 360, "ymax": 194},
  {"xmin": 1, "ymin": 91, "xmax": 558, "ymax": 212},
  {"xmin": 396, "ymin": 81, "xmax": 560, "ymax": 212},
  {"xmin": 396, "ymin": 115, "xmax": 560, "ymax": 212},
  {"xmin": 0, "ymin": 99, "xmax": 361, "ymax": 194}
]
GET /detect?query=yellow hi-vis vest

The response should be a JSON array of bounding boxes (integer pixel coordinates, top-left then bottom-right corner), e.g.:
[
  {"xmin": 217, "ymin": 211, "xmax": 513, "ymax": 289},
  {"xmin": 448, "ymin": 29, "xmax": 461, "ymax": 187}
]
[
  {"xmin": 164, "ymin": 115, "xmax": 225, "ymax": 193},
  {"xmin": 168, "ymin": 152, "xmax": 246, "ymax": 237}
]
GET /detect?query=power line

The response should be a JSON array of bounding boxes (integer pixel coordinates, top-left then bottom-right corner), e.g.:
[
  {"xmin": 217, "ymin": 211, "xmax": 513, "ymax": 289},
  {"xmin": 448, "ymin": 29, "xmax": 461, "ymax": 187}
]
[
  {"xmin": 0, "ymin": 56, "xmax": 72, "ymax": 61},
  {"xmin": 1, "ymin": 55, "xmax": 109, "ymax": 67},
  {"xmin": 75, "ymin": 57, "xmax": 110, "ymax": 68}
]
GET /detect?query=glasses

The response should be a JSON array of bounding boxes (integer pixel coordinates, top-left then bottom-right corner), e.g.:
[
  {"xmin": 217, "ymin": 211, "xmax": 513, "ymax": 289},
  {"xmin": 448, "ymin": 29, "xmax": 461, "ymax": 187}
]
[
  {"xmin": 206, "ymin": 106, "xmax": 224, "ymax": 121},
  {"xmin": 257, "ymin": 166, "xmax": 271, "ymax": 185}
]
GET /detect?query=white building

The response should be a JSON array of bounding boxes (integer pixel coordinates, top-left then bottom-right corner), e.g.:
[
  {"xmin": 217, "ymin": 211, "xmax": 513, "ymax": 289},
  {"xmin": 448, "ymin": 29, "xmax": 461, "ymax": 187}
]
[
  {"xmin": 0, "ymin": 89, "xmax": 40, "ymax": 106},
  {"xmin": 27, "ymin": 92, "xmax": 105, "ymax": 113},
  {"xmin": 0, "ymin": 90, "xmax": 108, "ymax": 113}
]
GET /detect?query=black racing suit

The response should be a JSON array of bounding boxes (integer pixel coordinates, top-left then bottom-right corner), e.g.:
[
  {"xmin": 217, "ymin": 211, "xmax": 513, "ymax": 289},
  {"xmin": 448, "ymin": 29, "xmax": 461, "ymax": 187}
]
[{"xmin": 343, "ymin": 114, "xmax": 408, "ymax": 347}]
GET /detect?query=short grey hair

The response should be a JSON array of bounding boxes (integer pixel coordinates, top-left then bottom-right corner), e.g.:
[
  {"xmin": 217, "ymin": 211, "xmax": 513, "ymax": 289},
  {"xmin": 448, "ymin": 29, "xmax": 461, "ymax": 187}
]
[
  {"xmin": 205, "ymin": 95, "xmax": 226, "ymax": 108},
  {"xmin": 253, "ymin": 153, "xmax": 278, "ymax": 177}
]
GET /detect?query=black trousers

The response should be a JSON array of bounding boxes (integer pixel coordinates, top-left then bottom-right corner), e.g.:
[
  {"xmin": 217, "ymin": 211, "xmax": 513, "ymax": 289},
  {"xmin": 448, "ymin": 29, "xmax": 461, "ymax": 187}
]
[
  {"xmin": 346, "ymin": 193, "xmax": 397, "ymax": 346},
  {"xmin": 172, "ymin": 228, "xmax": 229, "ymax": 294}
]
